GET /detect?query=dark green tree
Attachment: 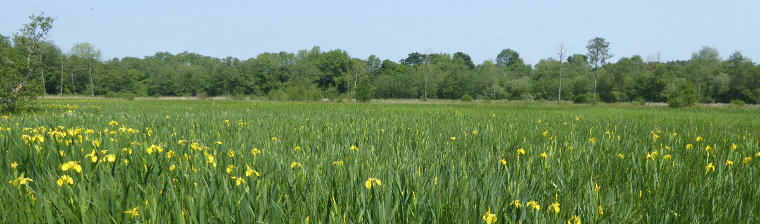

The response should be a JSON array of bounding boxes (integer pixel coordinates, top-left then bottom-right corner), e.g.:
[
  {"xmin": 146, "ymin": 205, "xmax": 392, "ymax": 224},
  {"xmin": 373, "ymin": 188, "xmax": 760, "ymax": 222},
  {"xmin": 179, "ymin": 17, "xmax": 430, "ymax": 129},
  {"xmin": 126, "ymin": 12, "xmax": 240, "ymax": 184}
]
[
  {"xmin": 496, "ymin": 48, "xmax": 523, "ymax": 67},
  {"xmin": 1, "ymin": 13, "xmax": 54, "ymax": 111},
  {"xmin": 586, "ymin": 37, "xmax": 613, "ymax": 100},
  {"xmin": 355, "ymin": 74, "xmax": 374, "ymax": 102}
]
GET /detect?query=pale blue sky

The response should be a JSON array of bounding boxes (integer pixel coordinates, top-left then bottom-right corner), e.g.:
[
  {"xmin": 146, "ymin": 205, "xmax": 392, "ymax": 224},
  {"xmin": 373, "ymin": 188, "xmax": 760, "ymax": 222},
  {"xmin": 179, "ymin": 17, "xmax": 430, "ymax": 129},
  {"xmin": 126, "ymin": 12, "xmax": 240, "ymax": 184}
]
[{"xmin": 3, "ymin": 1, "xmax": 758, "ymax": 65}]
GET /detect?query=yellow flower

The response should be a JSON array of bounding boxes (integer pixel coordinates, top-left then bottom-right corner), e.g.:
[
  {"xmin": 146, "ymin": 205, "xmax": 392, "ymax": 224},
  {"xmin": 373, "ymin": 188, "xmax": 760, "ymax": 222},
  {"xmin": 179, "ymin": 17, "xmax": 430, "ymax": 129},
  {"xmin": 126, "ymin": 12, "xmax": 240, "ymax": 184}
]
[
  {"xmin": 91, "ymin": 139, "xmax": 101, "ymax": 148},
  {"xmin": 726, "ymin": 160, "xmax": 734, "ymax": 166},
  {"xmin": 245, "ymin": 165, "xmax": 260, "ymax": 177},
  {"xmin": 226, "ymin": 165, "xmax": 236, "ymax": 174},
  {"xmin": 228, "ymin": 150, "xmax": 235, "ymax": 158},
  {"xmin": 177, "ymin": 139, "xmax": 188, "ymax": 145},
  {"xmin": 86, "ymin": 150, "xmax": 100, "ymax": 163},
  {"xmin": 365, "ymin": 178, "xmax": 382, "ymax": 189},
  {"xmin": 350, "ymin": 145, "xmax": 359, "ymax": 151},
  {"xmin": 169, "ymin": 165, "xmax": 177, "ymax": 171},
  {"xmin": 332, "ymin": 161, "xmax": 344, "ymax": 166},
  {"xmin": 56, "ymin": 175, "xmax": 74, "ymax": 186},
  {"xmin": 499, "ymin": 159, "xmax": 507, "ymax": 165},
  {"xmin": 704, "ymin": 145, "xmax": 712, "ymax": 152},
  {"xmin": 251, "ymin": 148, "xmax": 261, "ymax": 157},
  {"xmin": 166, "ymin": 150, "xmax": 176, "ymax": 159},
  {"xmin": 543, "ymin": 130, "xmax": 549, "ymax": 137},
  {"xmin": 231, "ymin": 176, "xmax": 245, "ymax": 186},
  {"xmin": 61, "ymin": 161, "xmax": 82, "ymax": 173},
  {"xmin": 11, "ymin": 161, "xmax": 18, "ymax": 169},
  {"xmin": 685, "ymin": 144, "xmax": 694, "ymax": 149},
  {"xmin": 271, "ymin": 137, "xmax": 277, "ymax": 141},
  {"xmin": 482, "ymin": 207, "xmax": 497, "ymax": 224},
  {"xmin": 756, "ymin": 152, "xmax": 760, "ymax": 157},
  {"xmin": 598, "ymin": 205, "xmax": 604, "ymax": 215},
  {"xmin": 103, "ymin": 154, "xmax": 116, "ymax": 163},
  {"xmin": 450, "ymin": 137, "xmax": 456, "ymax": 141},
  {"xmin": 293, "ymin": 146, "xmax": 301, "ymax": 151},
  {"xmin": 509, "ymin": 200, "xmax": 522, "ymax": 208},
  {"xmin": 214, "ymin": 141, "xmax": 222, "ymax": 145},
  {"xmin": 108, "ymin": 121, "xmax": 119, "ymax": 126},
  {"xmin": 539, "ymin": 152, "xmax": 548, "ymax": 159},
  {"xmin": 705, "ymin": 163, "xmax": 715, "ymax": 172},
  {"xmin": 594, "ymin": 183, "xmax": 601, "ymax": 193},
  {"xmin": 548, "ymin": 202, "xmax": 560, "ymax": 214},
  {"xmin": 526, "ymin": 201, "xmax": 540, "ymax": 210},
  {"xmin": 146, "ymin": 144, "xmax": 163, "ymax": 154},
  {"xmin": 696, "ymin": 136, "xmax": 703, "ymax": 142},
  {"xmin": 204, "ymin": 151, "xmax": 217, "ymax": 167},
  {"xmin": 123, "ymin": 206, "xmax": 139, "ymax": 218},
  {"xmin": 744, "ymin": 157, "xmax": 753, "ymax": 164},
  {"xmin": 663, "ymin": 155, "xmax": 672, "ymax": 160},
  {"xmin": 291, "ymin": 162, "xmax": 302, "ymax": 169},
  {"xmin": 731, "ymin": 143, "xmax": 738, "ymax": 150},
  {"xmin": 617, "ymin": 154, "xmax": 624, "ymax": 159},
  {"xmin": 9, "ymin": 173, "xmax": 33, "ymax": 186},
  {"xmin": 516, "ymin": 148, "xmax": 526, "ymax": 155},
  {"xmin": 567, "ymin": 215, "xmax": 581, "ymax": 224},
  {"xmin": 589, "ymin": 137, "xmax": 596, "ymax": 143}
]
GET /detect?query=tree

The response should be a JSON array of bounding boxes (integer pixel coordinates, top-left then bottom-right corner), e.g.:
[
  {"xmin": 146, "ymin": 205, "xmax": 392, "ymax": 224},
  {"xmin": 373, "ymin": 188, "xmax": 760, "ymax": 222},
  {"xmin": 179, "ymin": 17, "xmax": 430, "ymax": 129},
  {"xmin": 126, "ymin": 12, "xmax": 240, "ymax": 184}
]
[
  {"xmin": 496, "ymin": 49, "xmax": 522, "ymax": 67},
  {"xmin": 687, "ymin": 46, "xmax": 721, "ymax": 100},
  {"xmin": 1, "ymin": 12, "xmax": 54, "ymax": 111},
  {"xmin": 667, "ymin": 80, "xmax": 699, "ymax": 108},
  {"xmin": 69, "ymin": 42, "xmax": 101, "ymax": 96},
  {"xmin": 586, "ymin": 37, "xmax": 613, "ymax": 100},
  {"xmin": 354, "ymin": 74, "xmax": 374, "ymax": 102},
  {"xmin": 400, "ymin": 52, "xmax": 427, "ymax": 66},
  {"xmin": 557, "ymin": 43, "xmax": 567, "ymax": 102},
  {"xmin": 453, "ymin": 52, "xmax": 474, "ymax": 69}
]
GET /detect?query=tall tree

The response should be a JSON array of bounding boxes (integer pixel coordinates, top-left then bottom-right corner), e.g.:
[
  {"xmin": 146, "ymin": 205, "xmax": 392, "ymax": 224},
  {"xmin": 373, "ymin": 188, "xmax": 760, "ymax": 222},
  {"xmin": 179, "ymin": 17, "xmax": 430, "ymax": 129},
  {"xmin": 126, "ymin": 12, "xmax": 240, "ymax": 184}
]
[
  {"xmin": 586, "ymin": 37, "xmax": 613, "ymax": 100},
  {"xmin": 688, "ymin": 46, "xmax": 720, "ymax": 99},
  {"xmin": 557, "ymin": 43, "xmax": 567, "ymax": 102},
  {"xmin": 496, "ymin": 48, "xmax": 523, "ymax": 67},
  {"xmin": 69, "ymin": 42, "xmax": 101, "ymax": 96},
  {"xmin": 453, "ymin": 52, "xmax": 474, "ymax": 69},
  {"xmin": 1, "ymin": 12, "xmax": 54, "ymax": 111}
]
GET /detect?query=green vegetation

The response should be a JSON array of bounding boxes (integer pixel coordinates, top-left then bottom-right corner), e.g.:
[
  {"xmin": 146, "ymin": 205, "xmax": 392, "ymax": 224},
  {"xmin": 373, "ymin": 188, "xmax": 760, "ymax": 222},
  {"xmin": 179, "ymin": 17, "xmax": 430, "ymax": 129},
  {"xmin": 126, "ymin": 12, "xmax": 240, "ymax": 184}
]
[
  {"xmin": 3, "ymin": 13, "xmax": 760, "ymax": 110},
  {"xmin": 2, "ymin": 99, "xmax": 759, "ymax": 223}
]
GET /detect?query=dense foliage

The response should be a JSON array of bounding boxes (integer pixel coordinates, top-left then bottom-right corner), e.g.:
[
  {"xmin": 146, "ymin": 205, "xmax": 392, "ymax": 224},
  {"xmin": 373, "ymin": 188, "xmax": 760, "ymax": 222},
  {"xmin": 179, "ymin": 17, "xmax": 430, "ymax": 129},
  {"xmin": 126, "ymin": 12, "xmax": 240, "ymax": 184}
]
[
  {"xmin": 2, "ymin": 15, "xmax": 760, "ymax": 105},
  {"xmin": 2, "ymin": 100, "xmax": 759, "ymax": 223}
]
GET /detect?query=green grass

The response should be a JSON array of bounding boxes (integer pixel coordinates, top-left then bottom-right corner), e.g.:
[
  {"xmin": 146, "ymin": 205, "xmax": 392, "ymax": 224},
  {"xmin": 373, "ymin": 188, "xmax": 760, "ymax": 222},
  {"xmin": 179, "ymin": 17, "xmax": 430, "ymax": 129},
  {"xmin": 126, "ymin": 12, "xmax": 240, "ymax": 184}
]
[{"xmin": 1, "ymin": 99, "xmax": 759, "ymax": 223}]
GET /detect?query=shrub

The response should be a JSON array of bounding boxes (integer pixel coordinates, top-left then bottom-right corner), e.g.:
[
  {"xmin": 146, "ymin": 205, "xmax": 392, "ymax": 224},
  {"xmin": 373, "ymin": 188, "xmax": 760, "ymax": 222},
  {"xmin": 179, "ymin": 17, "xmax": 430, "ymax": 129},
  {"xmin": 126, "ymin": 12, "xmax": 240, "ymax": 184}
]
[
  {"xmin": 730, "ymin": 99, "xmax": 746, "ymax": 107},
  {"xmin": 461, "ymin": 94, "xmax": 474, "ymax": 102},
  {"xmin": 355, "ymin": 75, "xmax": 374, "ymax": 102},
  {"xmin": 632, "ymin": 96, "xmax": 646, "ymax": 106},
  {"xmin": 667, "ymin": 81, "xmax": 699, "ymax": 108}
]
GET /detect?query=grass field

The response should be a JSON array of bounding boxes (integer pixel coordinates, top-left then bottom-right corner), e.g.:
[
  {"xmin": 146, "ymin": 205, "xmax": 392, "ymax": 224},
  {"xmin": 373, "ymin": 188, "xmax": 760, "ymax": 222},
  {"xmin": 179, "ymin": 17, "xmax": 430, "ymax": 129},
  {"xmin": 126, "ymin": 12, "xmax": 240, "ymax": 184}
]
[{"xmin": 2, "ymin": 99, "xmax": 759, "ymax": 223}]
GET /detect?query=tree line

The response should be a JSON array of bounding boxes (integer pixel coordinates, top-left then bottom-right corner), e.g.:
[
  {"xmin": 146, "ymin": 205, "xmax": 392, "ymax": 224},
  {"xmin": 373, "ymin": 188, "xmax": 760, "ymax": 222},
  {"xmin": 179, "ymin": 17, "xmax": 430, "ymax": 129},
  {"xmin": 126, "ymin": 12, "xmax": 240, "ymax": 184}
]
[{"xmin": 3, "ymin": 13, "xmax": 760, "ymax": 110}]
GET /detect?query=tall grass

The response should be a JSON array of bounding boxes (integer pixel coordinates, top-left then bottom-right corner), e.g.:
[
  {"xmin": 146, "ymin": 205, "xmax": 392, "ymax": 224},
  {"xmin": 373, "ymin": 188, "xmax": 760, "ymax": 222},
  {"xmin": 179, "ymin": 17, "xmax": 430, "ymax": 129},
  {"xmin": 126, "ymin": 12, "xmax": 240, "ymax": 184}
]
[{"xmin": 1, "ymin": 100, "xmax": 758, "ymax": 223}]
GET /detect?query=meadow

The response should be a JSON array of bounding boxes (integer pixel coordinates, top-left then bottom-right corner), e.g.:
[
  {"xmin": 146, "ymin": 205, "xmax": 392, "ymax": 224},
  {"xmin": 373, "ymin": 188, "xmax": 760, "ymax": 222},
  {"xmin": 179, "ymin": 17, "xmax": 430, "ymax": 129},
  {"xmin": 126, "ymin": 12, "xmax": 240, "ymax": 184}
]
[{"xmin": 1, "ymin": 99, "xmax": 759, "ymax": 223}]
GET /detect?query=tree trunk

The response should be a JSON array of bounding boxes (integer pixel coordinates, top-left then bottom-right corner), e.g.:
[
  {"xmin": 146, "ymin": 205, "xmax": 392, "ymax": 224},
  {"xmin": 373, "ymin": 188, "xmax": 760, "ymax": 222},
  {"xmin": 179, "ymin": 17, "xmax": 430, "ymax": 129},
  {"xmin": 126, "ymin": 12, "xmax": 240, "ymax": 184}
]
[
  {"xmin": 558, "ymin": 64, "xmax": 563, "ymax": 102},
  {"xmin": 60, "ymin": 56, "xmax": 64, "ymax": 94},
  {"xmin": 593, "ymin": 65, "xmax": 598, "ymax": 101},
  {"xmin": 89, "ymin": 60, "xmax": 94, "ymax": 96}
]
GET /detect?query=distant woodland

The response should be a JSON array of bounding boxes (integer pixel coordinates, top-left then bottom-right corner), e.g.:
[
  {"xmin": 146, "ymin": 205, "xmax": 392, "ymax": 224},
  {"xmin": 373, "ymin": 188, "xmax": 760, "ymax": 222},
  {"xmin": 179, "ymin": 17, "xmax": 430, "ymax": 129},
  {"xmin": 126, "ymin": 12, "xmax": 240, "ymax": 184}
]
[{"xmin": 2, "ymin": 14, "xmax": 760, "ymax": 105}]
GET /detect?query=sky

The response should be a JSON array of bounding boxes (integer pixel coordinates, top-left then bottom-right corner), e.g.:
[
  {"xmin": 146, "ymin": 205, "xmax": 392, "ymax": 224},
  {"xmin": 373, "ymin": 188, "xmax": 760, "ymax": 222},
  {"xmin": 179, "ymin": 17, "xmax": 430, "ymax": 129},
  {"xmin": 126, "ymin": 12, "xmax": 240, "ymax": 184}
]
[{"xmin": 3, "ymin": 1, "xmax": 759, "ymax": 65}]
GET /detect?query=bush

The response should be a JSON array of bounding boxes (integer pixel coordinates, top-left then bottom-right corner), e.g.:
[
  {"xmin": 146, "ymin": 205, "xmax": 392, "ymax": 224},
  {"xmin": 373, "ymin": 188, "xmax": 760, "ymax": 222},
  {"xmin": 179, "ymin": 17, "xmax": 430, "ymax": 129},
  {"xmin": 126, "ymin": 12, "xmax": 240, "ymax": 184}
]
[
  {"xmin": 461, "ymin": 94, "xmax": 474, "ymax": 102},
  {"xmin": 520, "ymin": 93, "xmax": 534, "ymax": 101},
  {"xmin": 730, "ymin": 99, "xmax": 746, "ymax": 107},
  {"xmin": 632, "ymin": 96, "xmax": 646, "ymax": 106},
  {"xmin": 667, "ymin": 81, "xmax": 699, "ymax": 108},
  {"xmin": 355, "ymin": 75, "xmax": 374, "ymax": 102},
  {"xmin": 573, "ymin": 93, "xmax": 599, "ymax": 105}
]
